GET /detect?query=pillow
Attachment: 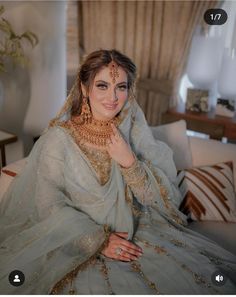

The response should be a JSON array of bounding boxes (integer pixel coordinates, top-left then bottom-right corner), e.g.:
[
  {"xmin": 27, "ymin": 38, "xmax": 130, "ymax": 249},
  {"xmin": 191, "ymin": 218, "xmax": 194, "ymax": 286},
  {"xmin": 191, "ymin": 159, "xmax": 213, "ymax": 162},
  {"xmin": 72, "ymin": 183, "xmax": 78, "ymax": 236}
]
[
  {"xmin": 177, "ymin": 161, "xmax": 236, "ymax": 222},
  {"xmin": 189, "ymin": 136, "xmax": 236, "ymax": 192},
  {"xmin": 150, "ymin": 120, "xmax": 193, "ymax": 170}
]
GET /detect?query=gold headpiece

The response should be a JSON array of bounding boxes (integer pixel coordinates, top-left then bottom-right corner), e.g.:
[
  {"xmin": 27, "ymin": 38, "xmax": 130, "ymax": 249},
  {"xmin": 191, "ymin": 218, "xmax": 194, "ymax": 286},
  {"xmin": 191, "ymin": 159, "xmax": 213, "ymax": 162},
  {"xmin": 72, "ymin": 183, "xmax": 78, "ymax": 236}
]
[{"xmin": 109, "ymin": 61, "xmax": 119, "ymax": 83}]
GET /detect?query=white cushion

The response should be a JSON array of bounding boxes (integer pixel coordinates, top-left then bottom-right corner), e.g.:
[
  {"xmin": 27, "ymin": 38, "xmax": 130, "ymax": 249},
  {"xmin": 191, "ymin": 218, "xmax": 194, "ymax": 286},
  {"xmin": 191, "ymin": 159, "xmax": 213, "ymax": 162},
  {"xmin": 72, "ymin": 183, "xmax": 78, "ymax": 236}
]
[
  {"xmin": 150, "ymin": 120, "xmax": 193, "ymax": 170},
  {"xmin": 189, "ymin": 137, "xmax": 236, "ymax": 191}
]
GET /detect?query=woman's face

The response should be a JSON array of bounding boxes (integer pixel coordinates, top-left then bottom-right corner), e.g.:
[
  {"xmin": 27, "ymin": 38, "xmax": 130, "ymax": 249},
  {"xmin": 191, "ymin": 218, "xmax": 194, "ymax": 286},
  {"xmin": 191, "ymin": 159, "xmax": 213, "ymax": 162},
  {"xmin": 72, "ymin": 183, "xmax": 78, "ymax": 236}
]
[{"xmin": 84, "ymin": 65, "xmax": 128, "ymax": 121}]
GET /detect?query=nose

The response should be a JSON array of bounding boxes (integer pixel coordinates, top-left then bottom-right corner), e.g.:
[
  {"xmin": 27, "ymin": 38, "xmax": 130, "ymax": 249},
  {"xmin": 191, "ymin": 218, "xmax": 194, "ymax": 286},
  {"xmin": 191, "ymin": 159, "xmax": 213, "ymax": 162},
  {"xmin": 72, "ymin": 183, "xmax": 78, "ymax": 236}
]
[{"xmin": 109, "ymin": 88, "xmax": 118, "ymax": 102}]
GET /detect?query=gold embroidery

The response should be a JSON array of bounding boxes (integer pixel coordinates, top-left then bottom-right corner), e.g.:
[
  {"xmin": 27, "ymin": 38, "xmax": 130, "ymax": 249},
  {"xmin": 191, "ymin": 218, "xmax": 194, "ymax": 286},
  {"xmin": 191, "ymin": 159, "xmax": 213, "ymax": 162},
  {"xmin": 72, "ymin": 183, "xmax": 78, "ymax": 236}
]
[
  {"xmin": 145, "ymin": 161, "xmax": 185, "ymax": 225},
  {"xmin": 154, "ymin": 246, "xmax": 168, "ymax": 254},
  {"xmin": 99, "ymin": 257, "xmax": 114, "ymax": 294},
  {"xmin": 134, "ymin": 237, "xmax": 219, "ymax": 293},
  {"xmin": 78, "ymin": 142, "xmax": 111, "ymax": 186},
  {"xmin": 50, "ymin": 225, "xmax": 111, "ymax": 294},
  {"xmin": 130, "ymin": 261, "xmax": 160, "ymax": 294},
  {"xmin": 119, "ymin": 156, "xmax": 146, "ymax": 185},
  {"xmin": 119, "ymin": 157, "xmax": 155, "ymax": 205},
  {"xmin": 57, "ymin": 121, "xmax": 112, "ymax": 186},
  {"xmin": 170, "ymin": 239, "xmax": 187, "ymax": 248},
  {"xmin": 200, "ymin": 251, "xmax": 223, "ymax": 265},
  {"xmin": 199, "ymin": 250, "xmax": 234, "ymax": 271},
  {"xmin": 124, "ymin": 185, "xmax": 142, "ymax": 217},
  {"xmin": 135, "ymin": 236, "xmax": 167, "ymax": 255}
]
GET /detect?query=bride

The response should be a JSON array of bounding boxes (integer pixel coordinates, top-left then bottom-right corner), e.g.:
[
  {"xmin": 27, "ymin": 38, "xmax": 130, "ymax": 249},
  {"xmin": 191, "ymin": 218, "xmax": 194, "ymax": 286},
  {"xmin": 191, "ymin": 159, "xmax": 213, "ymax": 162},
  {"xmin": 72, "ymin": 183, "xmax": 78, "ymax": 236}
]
[{"xmin": 0, "ymin": 49, "xmax": 235, "ymax": 294}]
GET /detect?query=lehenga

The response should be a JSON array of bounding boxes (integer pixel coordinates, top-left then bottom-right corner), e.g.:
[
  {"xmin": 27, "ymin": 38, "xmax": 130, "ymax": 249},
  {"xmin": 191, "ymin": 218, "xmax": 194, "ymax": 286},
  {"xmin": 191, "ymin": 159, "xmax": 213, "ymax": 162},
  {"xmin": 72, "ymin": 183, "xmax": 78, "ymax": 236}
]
[{"xmin": 0, "ymin": 99, "xmax": 236, "ymax": 294}]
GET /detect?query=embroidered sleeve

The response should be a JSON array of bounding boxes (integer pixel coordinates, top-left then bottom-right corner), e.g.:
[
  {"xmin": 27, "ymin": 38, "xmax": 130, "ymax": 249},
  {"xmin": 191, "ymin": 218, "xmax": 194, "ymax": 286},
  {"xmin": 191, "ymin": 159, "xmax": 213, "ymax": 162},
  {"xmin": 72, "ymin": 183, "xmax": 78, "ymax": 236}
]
[
  {"xmin": 118, "ymin": 155, "xmax": 185, "ymax": 227},
  {"xmin": 119, "ymin": 155, "xmax": 155, "ymax": 205}
]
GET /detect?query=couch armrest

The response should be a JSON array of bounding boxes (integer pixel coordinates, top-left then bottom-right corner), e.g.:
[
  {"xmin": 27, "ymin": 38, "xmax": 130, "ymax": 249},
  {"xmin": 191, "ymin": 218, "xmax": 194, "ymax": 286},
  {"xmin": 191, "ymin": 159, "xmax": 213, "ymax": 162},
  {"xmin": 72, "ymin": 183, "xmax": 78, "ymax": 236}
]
[
  {"xmin": 189, "ymin": 136, "xmax": 236, "ymax": 190},
  {"xmin": 0, "ymin": 158, "xmax": 27, "ymax": 202}
]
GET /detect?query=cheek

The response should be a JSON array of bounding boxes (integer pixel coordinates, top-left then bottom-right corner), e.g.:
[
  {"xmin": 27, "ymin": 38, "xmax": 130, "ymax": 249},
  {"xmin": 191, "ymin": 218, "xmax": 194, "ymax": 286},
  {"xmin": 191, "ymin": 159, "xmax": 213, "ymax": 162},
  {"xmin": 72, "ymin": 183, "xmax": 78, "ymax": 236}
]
[
  {"xmin": 89, "ymin": 90, "xmax": 106, "ymax": 103},
  {"xmin": 118, "ymin": 92, "xmax": 128, "ymax": 104}
]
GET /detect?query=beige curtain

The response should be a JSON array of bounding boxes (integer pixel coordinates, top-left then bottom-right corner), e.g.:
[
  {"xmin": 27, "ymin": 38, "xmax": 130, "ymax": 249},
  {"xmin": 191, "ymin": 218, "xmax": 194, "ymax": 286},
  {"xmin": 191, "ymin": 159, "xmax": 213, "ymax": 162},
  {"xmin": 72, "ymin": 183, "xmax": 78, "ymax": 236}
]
[
  {"xmin": 66, "ymin": 1, "xmax": 80, "ymax": 75},
  {"xmin": 68, "ymin": 0, "xmax": 218, "ymax": 125}
]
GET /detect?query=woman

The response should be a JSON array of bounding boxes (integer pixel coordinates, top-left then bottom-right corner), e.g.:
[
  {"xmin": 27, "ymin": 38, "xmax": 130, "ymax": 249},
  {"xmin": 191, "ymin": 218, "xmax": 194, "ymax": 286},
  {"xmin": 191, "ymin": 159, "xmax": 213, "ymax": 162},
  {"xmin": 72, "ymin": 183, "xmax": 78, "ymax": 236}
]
[{"xmin": 0, "ymin": 49, "xmax": 235, "ymax": 294}]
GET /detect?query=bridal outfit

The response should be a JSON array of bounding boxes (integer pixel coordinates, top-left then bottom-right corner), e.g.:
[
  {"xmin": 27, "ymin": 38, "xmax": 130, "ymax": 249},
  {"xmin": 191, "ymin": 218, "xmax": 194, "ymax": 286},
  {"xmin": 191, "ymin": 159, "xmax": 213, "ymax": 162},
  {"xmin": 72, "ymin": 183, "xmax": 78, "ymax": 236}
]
[{"xmin": 0, "ymin": 99, "xmax": 235, "ymax": 294}]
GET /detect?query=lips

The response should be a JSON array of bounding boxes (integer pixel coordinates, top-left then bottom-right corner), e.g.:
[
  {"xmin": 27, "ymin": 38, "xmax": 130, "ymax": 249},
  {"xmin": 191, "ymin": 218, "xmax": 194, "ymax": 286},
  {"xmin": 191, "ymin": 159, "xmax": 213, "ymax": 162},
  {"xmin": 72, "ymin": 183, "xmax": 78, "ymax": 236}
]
[{"xmin": 103, "ymin": 104, "xmax": 118, "ymax": 110}]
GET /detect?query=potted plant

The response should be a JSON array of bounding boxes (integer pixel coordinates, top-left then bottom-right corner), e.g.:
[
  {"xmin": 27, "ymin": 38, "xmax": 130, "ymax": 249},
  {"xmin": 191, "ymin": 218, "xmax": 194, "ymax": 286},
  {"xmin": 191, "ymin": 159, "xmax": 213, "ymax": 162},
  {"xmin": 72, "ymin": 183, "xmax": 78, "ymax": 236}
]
[
  {"xmin": 0, "ymin": 5, "xmax": 38, "ymax": 73},
  {"xmin": 0, "ymin": 4, "xmax": 38, "ymax": 108}
]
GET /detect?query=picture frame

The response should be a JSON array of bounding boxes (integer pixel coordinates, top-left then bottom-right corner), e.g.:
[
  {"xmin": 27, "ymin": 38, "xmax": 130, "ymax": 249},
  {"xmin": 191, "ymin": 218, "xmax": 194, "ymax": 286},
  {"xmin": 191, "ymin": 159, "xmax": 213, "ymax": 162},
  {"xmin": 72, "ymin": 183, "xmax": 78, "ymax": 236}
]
[
  {"xmin": 215, "ymin": 98, "xmax": 235, "ymax": 118},
  {"xmin": 186, "ymin": 88, "xmax": 209, "ymax": 112}
]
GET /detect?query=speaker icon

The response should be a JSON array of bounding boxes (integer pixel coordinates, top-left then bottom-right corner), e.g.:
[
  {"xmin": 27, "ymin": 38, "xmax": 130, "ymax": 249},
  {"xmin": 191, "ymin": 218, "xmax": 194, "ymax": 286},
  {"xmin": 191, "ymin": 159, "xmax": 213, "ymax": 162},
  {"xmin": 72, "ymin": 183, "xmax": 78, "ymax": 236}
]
[
  {"xmin": 215, "ymin": 274, "xmax": 224, "ymax": 282},
  {"xmin": 211, "ymin": 270, "xmax": 227, "ymax": 286}
]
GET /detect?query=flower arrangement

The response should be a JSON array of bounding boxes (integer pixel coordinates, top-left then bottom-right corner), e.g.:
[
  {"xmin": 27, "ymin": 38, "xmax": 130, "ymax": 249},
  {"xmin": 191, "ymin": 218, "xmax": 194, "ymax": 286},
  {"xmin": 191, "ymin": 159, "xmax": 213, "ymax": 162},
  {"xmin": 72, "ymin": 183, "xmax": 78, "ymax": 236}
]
[{"xmin": 0, "ymin": 5, "xmax": 38, "ymax": 73}]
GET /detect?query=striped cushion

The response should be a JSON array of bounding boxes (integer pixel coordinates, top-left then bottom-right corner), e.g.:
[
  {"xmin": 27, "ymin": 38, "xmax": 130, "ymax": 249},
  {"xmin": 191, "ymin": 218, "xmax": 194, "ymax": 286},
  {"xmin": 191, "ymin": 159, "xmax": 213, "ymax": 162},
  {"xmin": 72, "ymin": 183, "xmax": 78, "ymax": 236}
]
[{"xmin": 177, "ymin": 161, "xmax": 236, "ymax": 222}]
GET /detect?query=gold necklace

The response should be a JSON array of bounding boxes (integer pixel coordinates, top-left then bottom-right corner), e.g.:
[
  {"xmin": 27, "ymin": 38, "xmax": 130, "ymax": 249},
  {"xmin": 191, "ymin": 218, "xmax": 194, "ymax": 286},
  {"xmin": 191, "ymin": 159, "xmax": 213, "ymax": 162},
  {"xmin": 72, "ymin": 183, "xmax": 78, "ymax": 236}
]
[{"xmin": 71, "ymin": 115, "xmax": 121, "ymax": 147}]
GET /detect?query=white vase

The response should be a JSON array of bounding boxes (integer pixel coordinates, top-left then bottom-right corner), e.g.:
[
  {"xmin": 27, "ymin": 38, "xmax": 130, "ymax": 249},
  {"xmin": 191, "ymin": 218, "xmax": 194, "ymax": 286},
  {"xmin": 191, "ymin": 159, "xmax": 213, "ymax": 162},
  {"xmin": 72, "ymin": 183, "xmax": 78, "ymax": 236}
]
[
  {"xmin": 186, "ymin": 34, "xmax": 223, "ymax": 89},
  {"xmin": 217, "ymin": 48, "xmax": 236, "ymax": 100}
]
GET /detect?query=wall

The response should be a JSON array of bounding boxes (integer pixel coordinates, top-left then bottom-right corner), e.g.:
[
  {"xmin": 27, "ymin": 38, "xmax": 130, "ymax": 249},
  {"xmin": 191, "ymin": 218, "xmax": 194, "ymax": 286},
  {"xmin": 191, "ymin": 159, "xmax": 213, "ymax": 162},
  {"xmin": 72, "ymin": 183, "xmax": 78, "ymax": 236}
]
[{"xmin": 0, "ymin": 1, "xmax": 66, "ymax": 163}]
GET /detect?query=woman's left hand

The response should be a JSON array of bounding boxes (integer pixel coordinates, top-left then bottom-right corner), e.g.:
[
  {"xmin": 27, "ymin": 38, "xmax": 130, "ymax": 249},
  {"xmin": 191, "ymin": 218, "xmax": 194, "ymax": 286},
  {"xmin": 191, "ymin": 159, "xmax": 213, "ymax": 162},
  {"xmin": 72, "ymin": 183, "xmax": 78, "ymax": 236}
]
[{"xmin": 106, "ymin": 123, "xmax": 135, "ymax": 168}]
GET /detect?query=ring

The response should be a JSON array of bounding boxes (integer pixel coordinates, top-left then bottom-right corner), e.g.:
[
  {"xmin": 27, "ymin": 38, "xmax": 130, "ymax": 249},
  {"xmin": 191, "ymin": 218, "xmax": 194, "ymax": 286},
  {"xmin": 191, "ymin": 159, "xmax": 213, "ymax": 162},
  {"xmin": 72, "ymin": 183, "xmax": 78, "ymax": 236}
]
[{"xmin": 115, "ymin": 247, "xmax": 122, "ymax": 255}]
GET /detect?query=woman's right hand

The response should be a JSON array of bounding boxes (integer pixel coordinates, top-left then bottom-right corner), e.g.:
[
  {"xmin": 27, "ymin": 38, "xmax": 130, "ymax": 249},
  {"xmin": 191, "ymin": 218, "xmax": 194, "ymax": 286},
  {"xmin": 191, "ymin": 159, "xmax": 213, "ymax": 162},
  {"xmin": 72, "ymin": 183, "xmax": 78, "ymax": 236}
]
[{"xmin": 101, "ymin": 232, "xmax": 143, "ymax": 261}]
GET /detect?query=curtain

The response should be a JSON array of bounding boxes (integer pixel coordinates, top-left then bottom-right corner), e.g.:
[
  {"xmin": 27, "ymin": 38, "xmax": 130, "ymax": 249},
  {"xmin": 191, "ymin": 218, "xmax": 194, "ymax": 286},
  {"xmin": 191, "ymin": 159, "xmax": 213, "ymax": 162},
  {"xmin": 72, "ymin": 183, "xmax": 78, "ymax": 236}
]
[
  {"xmin": 68, "ymin": 0, "xmax": 218, "ymax": 125},
  {"xmin": 66, "ymin": 1, "xmax": 80, "ymax": 76}
]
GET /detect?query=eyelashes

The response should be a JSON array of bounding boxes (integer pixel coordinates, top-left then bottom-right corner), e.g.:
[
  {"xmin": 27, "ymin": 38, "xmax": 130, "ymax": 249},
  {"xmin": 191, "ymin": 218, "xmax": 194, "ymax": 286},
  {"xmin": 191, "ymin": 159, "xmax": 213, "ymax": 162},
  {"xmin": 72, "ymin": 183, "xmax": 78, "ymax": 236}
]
[
  {"xmin": 96, "ymin": 84, "xmax": 127, "ymax": 91},
  {"xmin": 96, "ymin": 84, "xmax": 107, "ymax": 90}
]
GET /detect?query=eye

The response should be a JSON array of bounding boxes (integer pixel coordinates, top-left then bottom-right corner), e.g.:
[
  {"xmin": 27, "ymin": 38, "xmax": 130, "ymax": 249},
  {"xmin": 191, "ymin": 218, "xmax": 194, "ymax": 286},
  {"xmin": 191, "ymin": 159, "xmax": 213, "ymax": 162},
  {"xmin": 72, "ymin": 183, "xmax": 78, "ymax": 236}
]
[
  {"xmin": 118, "ymin": 85, "xmax": 127, "ymax": 91},
  {"xmin": 96, "ymin": 83, "xmax": 108, "ymax": 90}
]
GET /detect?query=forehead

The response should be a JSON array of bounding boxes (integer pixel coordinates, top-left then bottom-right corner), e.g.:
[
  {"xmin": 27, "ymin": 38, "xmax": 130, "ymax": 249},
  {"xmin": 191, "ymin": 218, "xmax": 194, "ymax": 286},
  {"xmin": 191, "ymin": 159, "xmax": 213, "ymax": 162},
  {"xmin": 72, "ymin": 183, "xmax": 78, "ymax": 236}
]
[{"xmin": 94, "ymin": 66, "xmax": 127, "ymax": 83}]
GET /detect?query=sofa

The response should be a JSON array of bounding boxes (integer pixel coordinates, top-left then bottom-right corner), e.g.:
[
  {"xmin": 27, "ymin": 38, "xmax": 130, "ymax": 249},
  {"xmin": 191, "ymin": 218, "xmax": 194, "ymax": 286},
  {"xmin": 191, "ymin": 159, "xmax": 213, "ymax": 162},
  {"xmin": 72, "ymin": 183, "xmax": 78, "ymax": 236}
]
[{"xmin": 1, "ymin": 120, "xmax": 236, "ymax": 255}]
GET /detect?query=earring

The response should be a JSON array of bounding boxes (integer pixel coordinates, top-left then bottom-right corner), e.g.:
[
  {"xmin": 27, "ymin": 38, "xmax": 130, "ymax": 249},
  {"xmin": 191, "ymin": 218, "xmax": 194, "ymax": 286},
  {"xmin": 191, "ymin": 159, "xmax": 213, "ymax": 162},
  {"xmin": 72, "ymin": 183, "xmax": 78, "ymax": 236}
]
[
  {"xmin": 80, "ymin": 96, "xmax": 92, "ymax": 124},
  {"xmin": 128, "ymin": 91, "xmax": 135, "ymax": 102}
]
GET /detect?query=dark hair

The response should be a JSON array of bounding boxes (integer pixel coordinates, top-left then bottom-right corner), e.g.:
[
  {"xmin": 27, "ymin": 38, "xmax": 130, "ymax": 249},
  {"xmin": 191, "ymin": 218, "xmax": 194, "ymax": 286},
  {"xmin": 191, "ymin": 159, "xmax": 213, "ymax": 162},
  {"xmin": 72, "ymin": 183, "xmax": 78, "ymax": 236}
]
[{"xmin": 71, "ymin": 49, "xmax": 137, "ymax": 116}]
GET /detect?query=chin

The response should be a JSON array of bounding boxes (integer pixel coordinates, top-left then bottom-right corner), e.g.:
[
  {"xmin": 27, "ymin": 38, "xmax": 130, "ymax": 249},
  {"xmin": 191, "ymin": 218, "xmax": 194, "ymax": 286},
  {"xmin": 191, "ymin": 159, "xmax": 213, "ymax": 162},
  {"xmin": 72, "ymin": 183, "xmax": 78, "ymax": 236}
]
[
  {"xmin": 102, "ymin": 109, "xmax": 121, "ymax": 119},
  {"xmin": 102, "ymin": 113, "xmax": 116, "ymax": 121}
]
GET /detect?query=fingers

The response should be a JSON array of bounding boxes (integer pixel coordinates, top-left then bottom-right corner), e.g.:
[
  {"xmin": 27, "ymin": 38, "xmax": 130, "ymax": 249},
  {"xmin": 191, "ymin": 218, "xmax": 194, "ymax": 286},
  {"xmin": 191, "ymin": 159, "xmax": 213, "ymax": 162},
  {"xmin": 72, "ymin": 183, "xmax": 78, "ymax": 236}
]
[
  {"xmin": 110, "ymin": 123, "xmax": 117, "ymax": 135},
  {"xmin": 114, "ymin": 245, "xmax": 142, "ymax": 262},
  {"xmin": 115, "ymin": 232, "xmax": 128, "ymax": 239},
  {"xmin": 119, "ymin": 249, "xmax": 139, "ymax": 261},
  {"xmin": 111, "ymin": 123, "xmax": 122, "ymax": 139},
  {"xmin": 113, "ymin": 234, "xmax": 143, "ymax": 261},
  {"xmin": 102, "ymin": 233, "xmax": 143, "ymax": 262},
  {"xmin": 122, "ymin": 244, "xmax": 143, "ymax": 256}
]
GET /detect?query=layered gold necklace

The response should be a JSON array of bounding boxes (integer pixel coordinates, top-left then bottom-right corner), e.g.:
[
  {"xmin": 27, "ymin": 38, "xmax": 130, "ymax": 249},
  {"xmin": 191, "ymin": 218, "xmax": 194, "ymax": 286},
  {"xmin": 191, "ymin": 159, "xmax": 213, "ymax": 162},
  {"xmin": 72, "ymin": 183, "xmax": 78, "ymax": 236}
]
[{"xmin": 71, "ymin": 115, "xmax": 122, "ymax": 147}]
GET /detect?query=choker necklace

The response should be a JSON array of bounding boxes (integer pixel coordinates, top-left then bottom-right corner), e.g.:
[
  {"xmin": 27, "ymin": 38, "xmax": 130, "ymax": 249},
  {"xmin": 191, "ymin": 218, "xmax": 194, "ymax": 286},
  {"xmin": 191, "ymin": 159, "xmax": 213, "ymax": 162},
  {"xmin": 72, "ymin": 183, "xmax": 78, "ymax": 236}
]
[{"xmin": 71, "ymin": 115, "xmax": 121, "ymax": 147}]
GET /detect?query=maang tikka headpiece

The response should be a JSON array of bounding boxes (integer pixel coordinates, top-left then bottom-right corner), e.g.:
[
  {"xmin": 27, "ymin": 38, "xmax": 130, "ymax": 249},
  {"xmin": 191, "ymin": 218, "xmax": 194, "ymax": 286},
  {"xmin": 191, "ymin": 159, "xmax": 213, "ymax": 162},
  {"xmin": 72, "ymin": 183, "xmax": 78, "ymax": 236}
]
[{"xmin": 109, "ymin": 61, "xmax": 119, "ymax": 83}]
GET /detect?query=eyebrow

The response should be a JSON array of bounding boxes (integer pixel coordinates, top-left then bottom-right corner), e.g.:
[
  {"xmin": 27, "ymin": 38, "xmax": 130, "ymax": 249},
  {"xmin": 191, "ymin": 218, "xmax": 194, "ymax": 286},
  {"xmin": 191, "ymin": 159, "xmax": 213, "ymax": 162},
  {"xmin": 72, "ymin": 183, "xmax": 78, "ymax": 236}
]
[{"xmin": 95, "ymin": 80, "xmax": 127, "ymax": 85}]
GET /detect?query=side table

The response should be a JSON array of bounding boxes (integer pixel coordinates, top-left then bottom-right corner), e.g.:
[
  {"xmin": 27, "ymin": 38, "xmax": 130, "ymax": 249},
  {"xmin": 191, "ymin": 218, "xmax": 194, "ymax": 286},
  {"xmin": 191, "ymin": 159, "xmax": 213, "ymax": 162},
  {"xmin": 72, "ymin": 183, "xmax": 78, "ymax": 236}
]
[
  {"xmin": 0, "ymin": 130, "xmax": 18, "ymax": 168},
  {"xmin": 161, "ymin": 103, "xmax": 236, "ymax": 142}
]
